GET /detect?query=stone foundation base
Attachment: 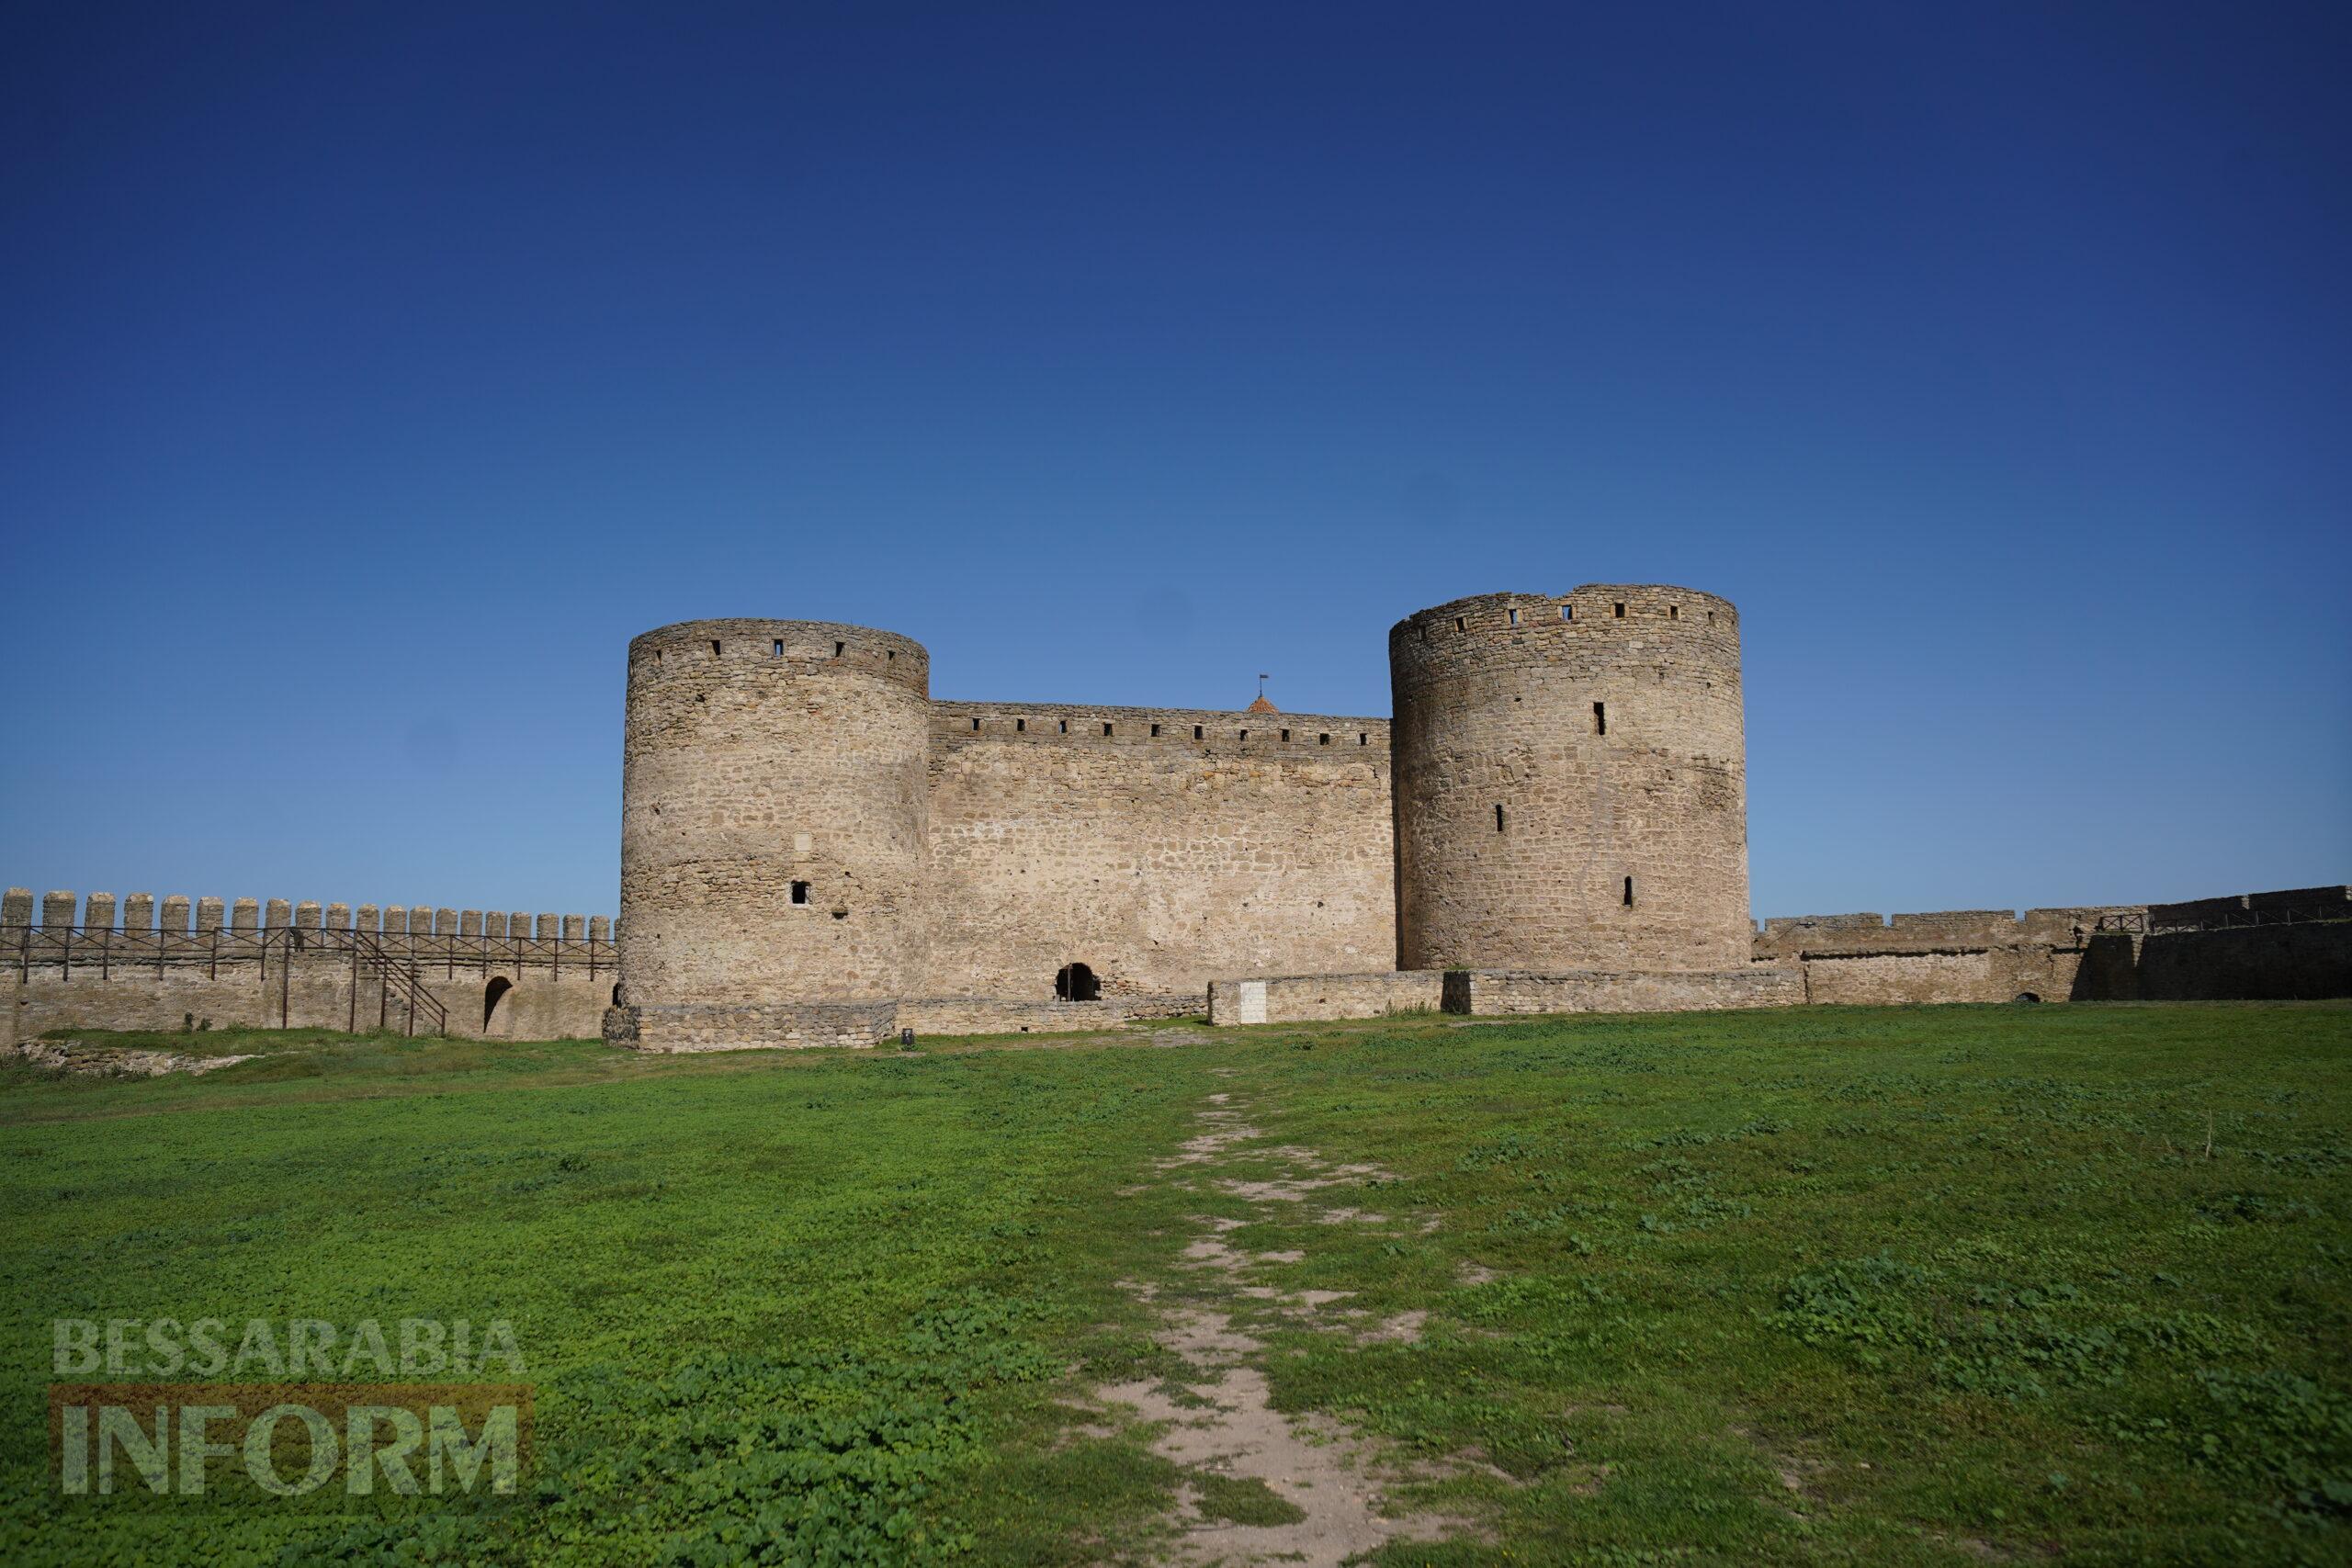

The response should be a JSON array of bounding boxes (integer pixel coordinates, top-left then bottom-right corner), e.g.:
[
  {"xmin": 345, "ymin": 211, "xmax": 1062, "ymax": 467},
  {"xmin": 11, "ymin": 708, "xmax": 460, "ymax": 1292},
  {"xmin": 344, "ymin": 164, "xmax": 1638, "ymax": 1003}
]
[
  {"xmin": 604, "ymin": 993, "xmax": 1188, "ymax": 1051},
  {"xmin": 604, "ymin": 1002, "xmax": 898, "ymax": 1053},
  {"xmin": 1442, "ymin": 965, "xmax": 1804, "ymax": 1016},
  {"xmin": 1208, "ymin": 965, "xmax": 1801, "ymax": 1025}
]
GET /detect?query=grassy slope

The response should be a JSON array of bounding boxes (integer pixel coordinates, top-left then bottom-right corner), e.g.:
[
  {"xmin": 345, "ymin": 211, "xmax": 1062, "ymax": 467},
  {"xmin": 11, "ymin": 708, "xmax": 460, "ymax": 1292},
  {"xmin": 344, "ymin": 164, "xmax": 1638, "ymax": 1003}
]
[{"xmin": 1, "ymin": 1003, "xmax": 2346, "ymax": 1565}]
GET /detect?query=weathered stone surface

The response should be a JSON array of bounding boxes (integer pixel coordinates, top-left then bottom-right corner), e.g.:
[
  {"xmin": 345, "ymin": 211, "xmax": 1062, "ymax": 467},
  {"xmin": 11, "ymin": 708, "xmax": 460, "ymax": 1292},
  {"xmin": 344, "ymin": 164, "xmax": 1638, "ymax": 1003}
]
[{"xmin": 1391, "ymin": 586, "xmax": 1751, "ymax": 973}]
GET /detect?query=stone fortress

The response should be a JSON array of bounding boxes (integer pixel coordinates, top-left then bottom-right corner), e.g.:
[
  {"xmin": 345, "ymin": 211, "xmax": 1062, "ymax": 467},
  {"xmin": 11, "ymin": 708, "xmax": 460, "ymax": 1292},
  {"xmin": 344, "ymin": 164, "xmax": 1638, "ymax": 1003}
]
[
  {"xmin": 8, "ymin": 583, "xmax": 2346, "ymax": 1047},
  {"xmin": 603, "ymin": 588, "xmax": 2349, "ymax": 1049}
]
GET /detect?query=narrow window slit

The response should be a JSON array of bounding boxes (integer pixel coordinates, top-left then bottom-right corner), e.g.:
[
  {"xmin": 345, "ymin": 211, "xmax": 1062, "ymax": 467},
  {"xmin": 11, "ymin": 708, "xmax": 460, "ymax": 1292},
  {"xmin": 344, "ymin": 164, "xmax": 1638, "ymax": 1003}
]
[
  {"xmin": 1593, "ymin": 702, "xmax": 1607, "ymax": 736},
  {"xmin": 1623, "ymin": 876, "xmax": 1634, "ymax": 907},
  {"xmin": 790, "ymin": 882, "xmax": 809, "ymax": 906},
  {"xmin": 1495, "ymin": 804, "xmax": 1506, "ymax": 832}
]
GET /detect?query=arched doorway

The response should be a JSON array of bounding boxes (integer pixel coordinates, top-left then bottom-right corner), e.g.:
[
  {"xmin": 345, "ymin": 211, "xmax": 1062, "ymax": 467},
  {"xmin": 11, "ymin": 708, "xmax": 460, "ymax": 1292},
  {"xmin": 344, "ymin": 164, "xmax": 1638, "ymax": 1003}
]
[
  {"xmin": 483, "ymin": 976, "xmax": 514, "ymax": 1036},
  {"xmin": 1055, "ymin": 962, "xmax": 1100, "ymax": 1002}
]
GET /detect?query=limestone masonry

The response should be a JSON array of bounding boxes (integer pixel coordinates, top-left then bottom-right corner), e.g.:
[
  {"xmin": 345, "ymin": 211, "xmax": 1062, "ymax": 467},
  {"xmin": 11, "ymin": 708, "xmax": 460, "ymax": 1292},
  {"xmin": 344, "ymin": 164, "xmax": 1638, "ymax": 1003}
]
[
  {"xmin": 10, "ymin": 585, "xmax": 2346, "ymax": 1047},
  {"xmin": 611, "ymin": 587, "xmax": 1763, "ymax": 1048}
]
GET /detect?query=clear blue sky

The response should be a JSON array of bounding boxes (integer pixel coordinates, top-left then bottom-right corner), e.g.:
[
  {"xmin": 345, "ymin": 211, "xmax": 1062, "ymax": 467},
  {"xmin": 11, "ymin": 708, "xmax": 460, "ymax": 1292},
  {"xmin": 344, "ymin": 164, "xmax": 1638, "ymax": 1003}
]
[{"xmin": 3, "ymin": 1, "xmax": 2346, "ymax": 923}]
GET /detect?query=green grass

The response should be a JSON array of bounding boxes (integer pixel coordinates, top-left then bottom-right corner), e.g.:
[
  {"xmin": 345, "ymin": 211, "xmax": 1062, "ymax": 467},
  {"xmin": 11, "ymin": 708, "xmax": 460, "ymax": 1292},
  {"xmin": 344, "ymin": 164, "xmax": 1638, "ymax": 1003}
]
[{"xmin": 3, "ymin": 1002, "xmax": 2347, "ymax": 1564}]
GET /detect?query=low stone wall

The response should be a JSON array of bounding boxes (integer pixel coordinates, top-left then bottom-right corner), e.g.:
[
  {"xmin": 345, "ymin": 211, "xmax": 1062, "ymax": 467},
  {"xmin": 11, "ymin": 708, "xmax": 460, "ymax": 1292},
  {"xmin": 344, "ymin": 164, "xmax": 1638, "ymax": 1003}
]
[
  {"xmin": 898, "ymin": 998, "xmax": 1134, "ymax": 1036},
  {"xmin": 5, "ymin": 960, "xmax": 609, "ymax": 1045},
  {"xmin": 1795, "ymin": 946, "xmax": 2088, "ymax": 1006},
  {"xmin": 1207, "ymin": 971, "xmax": 1444, "ymax": 1026},
  {"xmin": 605, "ymin": 1002, "xmax": 897, "ymax": 1053},
  {"xmin": 1443, "ymin": 965, "xmax": 1804, "ymax": 1016}
]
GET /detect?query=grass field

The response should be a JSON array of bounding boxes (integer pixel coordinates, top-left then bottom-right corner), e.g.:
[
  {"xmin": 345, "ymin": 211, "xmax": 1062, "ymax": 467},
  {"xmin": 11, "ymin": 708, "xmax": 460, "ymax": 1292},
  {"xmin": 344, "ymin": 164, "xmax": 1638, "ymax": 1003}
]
[{"xmin": 3, "ymin": 1002, "xmax": 2347, "ymax": 1565}]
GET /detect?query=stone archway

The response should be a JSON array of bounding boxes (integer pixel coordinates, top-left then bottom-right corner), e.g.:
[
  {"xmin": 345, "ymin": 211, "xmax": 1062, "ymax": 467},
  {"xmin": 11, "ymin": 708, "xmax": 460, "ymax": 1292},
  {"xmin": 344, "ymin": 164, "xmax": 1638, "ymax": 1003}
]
[
  {"xmin": 1055, "ymin": 962, "xmax": 1101, "ymax": 1002},
  {"xmin": 483, "ymin": 976, "xmax": 515, "ymax": 1036}
]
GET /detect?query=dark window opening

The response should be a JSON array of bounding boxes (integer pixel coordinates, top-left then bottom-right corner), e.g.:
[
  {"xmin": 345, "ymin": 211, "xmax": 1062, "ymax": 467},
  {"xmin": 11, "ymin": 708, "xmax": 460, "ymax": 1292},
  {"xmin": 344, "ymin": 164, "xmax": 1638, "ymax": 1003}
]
[
  {"xmin": 1193, "ymin": 725, "xmax": 1204, "ymax": 739},
  {"xmin": 482, "ymin": 976, "xmax": 514, "ymax": 1032},
  {"xmin": 1623, "ymin": 876, "xmax": 1634, "ymax": 907},
  {"xmin": 834, "ymin": 640, "xmax": 844, "ymax": 657},
  {"xmin": 1058, "ymin": 718, "xmax": 1069, "ymax": 733},
  {"xmin": 1055, "ymin": 962, "xmax": 1101, "ymax": 1002},
  {"xmin": 1319, "ymin": 733, "xmax": 1330, "ymax": 745},
  {"xmin": 886, "ymin": 649, "xmax": 894, "ymax": 660},
  {"xmin": 1103, "ymin": 722, "xmax": 1114, "ymax": 736},
  {"xmin": 1561, "ymin": 603, "xmax": 1573, "ymax": 620},
  {"xmin": 1016, "ymin": 717, "xmax": 1026, "ymax": 731},
  {"xmin": 1495, "ymin": 804, "xmax": 1506, "ymax": 832},
  {"xmin": 1359, "ymin": 732, "xmax": 1368, "ymax": 744},
  {"xmin": 611, "ymin": 982, "xmax": 623, "ymax": 1007},
  {"xmin": 710, "ymin": 640, "xmax": 721, "ymax": 656},
  {"xmin": 773, "ymin": 639, "xmax": 784, "ymax": 656},
  {"xmin": 971, "ymin": 716, "xmax": 981, "ymax": 730},
  {"xmin": 1614, "ymin": 603, "xmax": 1626, "ymax": 618},
  {"xmin": 1593, "ymin": 702, "xmax": 1606, "ymax": 735},
  {"xmin": 1508, "ymin": 607, "xmax": 1520, "ymax": 626},
  {"xmin": 1668, "ymin": 604, "xmax": 1679, "ymax": 620},
  {"xmin": 790, "ymin": 881, "xmax": 809, "ymax": 906},
  {"xmin": 1150, "ymin": 723, "xmax": 1161, "ymax": 736},
  {"xmin": 1707, "ymin": 609, "xmax": 1716, "ymax": 623},
  {"xmin": 1455, "ymin": 615, "xmax": 1465, "ymax": 631},
  {"xmin": 1280, "ymin": 728, "xmax": 1291, "ymax": 741}
]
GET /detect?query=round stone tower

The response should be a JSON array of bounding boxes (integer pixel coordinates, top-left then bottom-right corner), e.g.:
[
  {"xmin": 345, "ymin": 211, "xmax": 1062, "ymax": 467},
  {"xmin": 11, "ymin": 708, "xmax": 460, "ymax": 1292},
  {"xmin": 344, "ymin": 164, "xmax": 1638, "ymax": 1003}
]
[
  {"xmin": 1389, "ymin": 585, "xmax": 1750, "ymax": 973},
  {"xmin": 614, "ymin": 618, "xmax": 930, "ymax": 1046}
]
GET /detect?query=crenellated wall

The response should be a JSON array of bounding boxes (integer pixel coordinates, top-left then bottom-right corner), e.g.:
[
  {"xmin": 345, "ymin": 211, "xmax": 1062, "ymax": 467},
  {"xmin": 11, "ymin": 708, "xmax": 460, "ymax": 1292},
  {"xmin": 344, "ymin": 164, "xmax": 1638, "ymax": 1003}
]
[
  {"xmin": 923, "ymin": 701, "xmax": 1395, "ymax": 1003},
  {"xmin": 1752, "ymin": 891, "xmax": 2350, "ymax": 1005},
  {"xmin": 2, "ymin": 886, "xmax": 616, "ymax": 1045}
]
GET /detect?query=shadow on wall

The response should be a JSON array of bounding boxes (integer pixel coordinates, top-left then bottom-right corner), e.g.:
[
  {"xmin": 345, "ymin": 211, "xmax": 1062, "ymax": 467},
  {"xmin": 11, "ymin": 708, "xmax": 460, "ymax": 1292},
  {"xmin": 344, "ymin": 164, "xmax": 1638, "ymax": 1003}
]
[
  {"xmin": 484, "ymin": 976, "xmax": 514, "ymax": 1037},
  {"xmin": 2133, "ymin": 924, "xmax": 2352, "ymax": 1001},
  {"xmin": 2071, "ymin": 934, "xmax": 2143, "ymax": 1001}
]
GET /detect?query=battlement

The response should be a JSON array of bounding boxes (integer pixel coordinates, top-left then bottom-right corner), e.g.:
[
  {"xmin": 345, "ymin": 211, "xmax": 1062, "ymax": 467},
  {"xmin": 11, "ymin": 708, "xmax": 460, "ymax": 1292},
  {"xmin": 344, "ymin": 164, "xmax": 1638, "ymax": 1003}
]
[
  {"xmin": 1755, "ymin": 905, "xmax": 2151, "ymax": 957},
  {"xmin": 2, "ymin": 887, "xmax": 611, "ymax": 942},
  {"xmin": 626, "ymin": 618, "xmax": 930, "ymax": 696},
  {"xmin": 930, "ymin": 701, "xmax": 1387, "ymax": 759},
  {"xmin": 1388, "ymin": 583, "xmax": 1739, "ymax": 652}
]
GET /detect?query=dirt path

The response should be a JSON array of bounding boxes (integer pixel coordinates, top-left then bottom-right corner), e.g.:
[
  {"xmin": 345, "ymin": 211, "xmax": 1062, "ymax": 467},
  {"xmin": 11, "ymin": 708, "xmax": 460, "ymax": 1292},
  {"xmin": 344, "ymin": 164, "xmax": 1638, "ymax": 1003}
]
[{"xmin": 1090, "ymin": 1077, "xmax": 1470, "ymax": 1564}]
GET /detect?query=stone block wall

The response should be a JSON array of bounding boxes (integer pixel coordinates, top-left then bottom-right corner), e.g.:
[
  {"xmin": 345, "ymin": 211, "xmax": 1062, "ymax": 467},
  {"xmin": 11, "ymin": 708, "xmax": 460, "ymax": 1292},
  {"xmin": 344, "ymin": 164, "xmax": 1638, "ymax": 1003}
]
[
  {"xmin": 1390, "ymin": 586, "xmax": 1751, "ymax": 974},
  {"xmin": 924, "ymin": 702, "xmax": 1395, "ymax": 1001},
  {"xmin": 1442, "ymin": 965, "xmax": 1803, "ymax": 1016},
  {"xmin": 1206, "ymin": 971, "xmax": 1444, "ymax": 1026},
  {"xmin": 3, "ymin": 887, "xmax": 615, "ymax": 1044}
]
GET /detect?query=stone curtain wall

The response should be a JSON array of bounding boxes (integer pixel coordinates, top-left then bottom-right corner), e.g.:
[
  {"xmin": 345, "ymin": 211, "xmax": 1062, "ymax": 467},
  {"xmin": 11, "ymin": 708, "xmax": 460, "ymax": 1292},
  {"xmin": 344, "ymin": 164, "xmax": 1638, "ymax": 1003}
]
[
  {"xmin": 1389, "ymin": 585, "xmax": 1752, "ymax": 975},
  {"xmin": 1752, "ymin": 892, "xmax": 2351, "ymax": 1005},
  {"xmin": 3, "ymin": 887, "xmax": 615, "ymax": 1045},
  {"xmin": 924, "ymin": 702, "xmax": 1396, "ymax": 1003}
]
